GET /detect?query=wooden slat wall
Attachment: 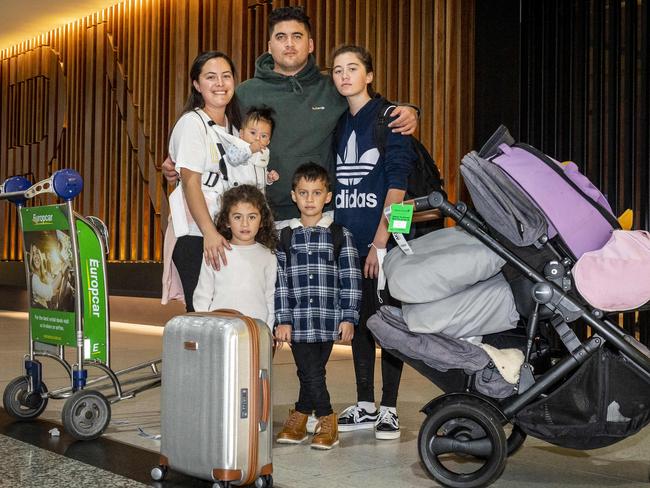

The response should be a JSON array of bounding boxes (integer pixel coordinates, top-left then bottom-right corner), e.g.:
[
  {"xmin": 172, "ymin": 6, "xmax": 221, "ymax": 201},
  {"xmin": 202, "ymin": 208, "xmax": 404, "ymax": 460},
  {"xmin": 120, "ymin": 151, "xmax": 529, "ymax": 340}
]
[{"xmin": 0, "ymin": 0, "xmax": 474, "ymax": 263}]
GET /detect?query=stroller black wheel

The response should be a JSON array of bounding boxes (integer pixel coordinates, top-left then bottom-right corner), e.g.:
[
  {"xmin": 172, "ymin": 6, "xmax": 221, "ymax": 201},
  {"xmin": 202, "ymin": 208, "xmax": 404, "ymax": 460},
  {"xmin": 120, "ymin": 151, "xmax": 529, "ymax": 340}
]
[
  {"xmin": 438, "ymin": 418, "xmax": 526, "ymax": 459},
  {"xmin": 505, "ymin": 424, "xmax": 526, "ymax": 456},
  {"xmin": 418, "ymin": 398, "xmax": 507, "ymax": 488}
]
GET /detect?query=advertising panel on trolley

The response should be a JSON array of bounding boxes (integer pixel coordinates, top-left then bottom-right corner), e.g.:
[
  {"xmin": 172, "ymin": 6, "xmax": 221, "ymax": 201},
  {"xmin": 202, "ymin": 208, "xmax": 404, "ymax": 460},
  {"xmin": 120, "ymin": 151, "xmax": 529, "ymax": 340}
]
[{"xmin": 21, "ymin": 204, "xmax": 108, "ymax": 364}]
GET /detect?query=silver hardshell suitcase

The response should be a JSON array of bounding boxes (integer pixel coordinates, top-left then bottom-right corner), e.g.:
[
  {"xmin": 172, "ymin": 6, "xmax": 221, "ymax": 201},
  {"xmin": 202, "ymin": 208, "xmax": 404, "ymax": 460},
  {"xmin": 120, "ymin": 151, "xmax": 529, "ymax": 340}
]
[{"xmin": 154, "ymin": 310, "xmax": 273, "ymax": 487}]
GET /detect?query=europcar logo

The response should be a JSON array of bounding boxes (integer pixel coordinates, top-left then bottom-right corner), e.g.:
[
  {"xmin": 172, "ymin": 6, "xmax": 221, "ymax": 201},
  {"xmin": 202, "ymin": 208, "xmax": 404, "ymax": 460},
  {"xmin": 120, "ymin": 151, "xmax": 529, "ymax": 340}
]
[{"xmin": 32, "ymin": 214, "xmax": 54, "ymax": 225}]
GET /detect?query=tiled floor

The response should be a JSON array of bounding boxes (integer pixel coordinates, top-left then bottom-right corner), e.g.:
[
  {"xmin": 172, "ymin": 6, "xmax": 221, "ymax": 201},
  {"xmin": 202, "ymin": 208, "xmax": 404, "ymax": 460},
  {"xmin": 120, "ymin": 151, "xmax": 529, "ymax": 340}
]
[
  {"xmin": 0, "ymin": 434, "xmax": 146, "ymax": 488},
  {"xmin": 1, "ymin": 308, "xmax": 649, "ymax": 487}
]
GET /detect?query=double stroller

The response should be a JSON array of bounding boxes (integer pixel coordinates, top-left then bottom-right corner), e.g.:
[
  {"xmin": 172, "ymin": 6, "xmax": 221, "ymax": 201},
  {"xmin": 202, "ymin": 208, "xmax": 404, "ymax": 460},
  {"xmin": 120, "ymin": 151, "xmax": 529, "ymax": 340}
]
[{"xmin": 370, "ymin": 126, "xmax": 650, "ymax": 487}]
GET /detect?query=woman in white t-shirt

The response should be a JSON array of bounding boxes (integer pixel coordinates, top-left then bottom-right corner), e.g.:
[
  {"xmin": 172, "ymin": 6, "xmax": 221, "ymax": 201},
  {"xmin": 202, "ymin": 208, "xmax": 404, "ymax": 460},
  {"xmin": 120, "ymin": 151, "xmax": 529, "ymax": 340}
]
[{"xmin": 164, "ymin": 51, "xmax": 268, "ymax": 312}]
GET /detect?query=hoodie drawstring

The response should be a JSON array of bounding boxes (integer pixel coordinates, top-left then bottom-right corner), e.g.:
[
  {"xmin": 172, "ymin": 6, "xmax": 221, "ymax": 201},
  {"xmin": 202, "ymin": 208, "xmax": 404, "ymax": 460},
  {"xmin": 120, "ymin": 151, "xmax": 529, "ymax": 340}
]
[{"xmin": 288, "ymin": 76, "xmax": 304, "ymax": 94}]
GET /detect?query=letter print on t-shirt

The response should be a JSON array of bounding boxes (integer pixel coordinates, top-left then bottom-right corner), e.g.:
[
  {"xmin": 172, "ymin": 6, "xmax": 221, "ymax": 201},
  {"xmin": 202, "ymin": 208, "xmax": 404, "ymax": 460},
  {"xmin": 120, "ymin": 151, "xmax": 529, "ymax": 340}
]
[{"xmin": 335, "ymin": 131, "xmax": 379, "ymax": 209}]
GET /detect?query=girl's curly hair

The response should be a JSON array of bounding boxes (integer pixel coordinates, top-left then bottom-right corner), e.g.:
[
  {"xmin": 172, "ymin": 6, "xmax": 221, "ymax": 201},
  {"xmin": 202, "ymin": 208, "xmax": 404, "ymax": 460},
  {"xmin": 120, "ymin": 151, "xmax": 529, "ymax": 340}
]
[{"xmin": 215, "ymin": 185, "xmax": 278, "ymax": 251}]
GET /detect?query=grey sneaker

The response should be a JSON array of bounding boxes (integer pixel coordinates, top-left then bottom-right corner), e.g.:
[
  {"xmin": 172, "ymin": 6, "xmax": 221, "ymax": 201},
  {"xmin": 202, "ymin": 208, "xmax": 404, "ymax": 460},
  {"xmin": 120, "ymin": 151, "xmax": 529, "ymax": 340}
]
[
  {"xmin": 337, "ymin": 405, "xmax": 378, "ymax": 432},
  {"xmin": 375, "ymin": 408, "xmax": 400, "ymax": 440}
]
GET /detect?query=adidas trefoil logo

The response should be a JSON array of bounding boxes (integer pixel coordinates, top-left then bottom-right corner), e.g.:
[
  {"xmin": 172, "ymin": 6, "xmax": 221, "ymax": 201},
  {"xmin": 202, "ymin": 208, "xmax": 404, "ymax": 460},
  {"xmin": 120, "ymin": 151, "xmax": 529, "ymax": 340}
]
[{"xmin": 336, "ymin": 130, "xmax": 379, "ymax": 185}]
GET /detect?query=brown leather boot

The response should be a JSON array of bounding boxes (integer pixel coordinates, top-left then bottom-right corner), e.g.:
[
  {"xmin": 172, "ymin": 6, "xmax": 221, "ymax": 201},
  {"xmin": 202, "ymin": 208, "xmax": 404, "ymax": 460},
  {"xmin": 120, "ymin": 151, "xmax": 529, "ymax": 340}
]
[
  {"xmin": 277, "ymin": 409, "xmax": 309, "ymax": 444},
  {"xmin": 311, "ymin": 412, "xmax": 339, "ymax": 450}
]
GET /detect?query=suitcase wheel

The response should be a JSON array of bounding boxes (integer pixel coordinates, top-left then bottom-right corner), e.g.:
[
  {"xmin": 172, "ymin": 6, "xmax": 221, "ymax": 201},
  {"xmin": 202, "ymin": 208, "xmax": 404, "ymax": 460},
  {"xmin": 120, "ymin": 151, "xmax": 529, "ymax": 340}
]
[
  {"xmin": 255, "ymin": 475, "xmax": 273, "ymax": 488},
  {"xmin": 150, "ymin": 465, "xmax": 168, "ymax": 481}
]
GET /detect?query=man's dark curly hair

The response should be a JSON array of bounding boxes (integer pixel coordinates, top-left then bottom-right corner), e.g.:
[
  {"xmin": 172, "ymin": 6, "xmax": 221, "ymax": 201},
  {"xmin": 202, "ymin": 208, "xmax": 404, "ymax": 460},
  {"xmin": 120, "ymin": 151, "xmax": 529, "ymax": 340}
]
[
  {"xmin": 269, "ymin": 6, "xmax": 312, "ymax": 36},
  {"xmin": 215, "ymin": 185, "xmax": 278, "ymax": 251}
]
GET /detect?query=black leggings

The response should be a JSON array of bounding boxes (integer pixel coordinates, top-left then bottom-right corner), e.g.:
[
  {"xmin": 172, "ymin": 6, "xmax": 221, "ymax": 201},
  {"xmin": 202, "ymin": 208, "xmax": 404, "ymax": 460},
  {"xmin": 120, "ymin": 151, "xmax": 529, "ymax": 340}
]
[
  {"xmin": 351, "ymin": 257, "xmax": 403, "ymax": 408},
  {"xmin": 172, "ymin": 235, "xmax": 204, "ymax": 313}
]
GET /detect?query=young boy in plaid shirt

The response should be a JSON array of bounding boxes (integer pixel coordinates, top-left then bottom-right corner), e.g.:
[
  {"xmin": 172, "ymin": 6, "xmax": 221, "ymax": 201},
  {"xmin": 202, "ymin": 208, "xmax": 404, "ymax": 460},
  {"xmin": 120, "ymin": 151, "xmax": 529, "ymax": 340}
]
[{"xmin": 274, "ymin": 162, "xmax": 362, "ymax": 450}]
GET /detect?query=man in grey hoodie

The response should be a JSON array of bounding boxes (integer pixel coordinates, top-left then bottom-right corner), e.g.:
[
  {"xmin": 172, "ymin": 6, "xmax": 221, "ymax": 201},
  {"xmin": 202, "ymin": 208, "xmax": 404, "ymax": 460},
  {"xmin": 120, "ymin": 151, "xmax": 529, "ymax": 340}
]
[
  {"xmin": 236, "ymin": 7, "xmax": 415, "ymax": 221},
  {"xmin": 163, "ymin": 6, "xmax": 417, "ymax": 222}
]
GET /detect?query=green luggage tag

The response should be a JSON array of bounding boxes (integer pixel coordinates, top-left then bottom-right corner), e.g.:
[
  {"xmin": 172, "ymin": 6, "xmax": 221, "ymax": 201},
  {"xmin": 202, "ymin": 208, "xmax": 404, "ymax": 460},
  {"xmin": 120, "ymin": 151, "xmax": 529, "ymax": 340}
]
[
  {"xmin": 387, "ymin": 203, "xmax": 413, "ymax": 234},
  {"xmin": 384, "ymin": 204, "xmax": 414, "ymax": 255}
]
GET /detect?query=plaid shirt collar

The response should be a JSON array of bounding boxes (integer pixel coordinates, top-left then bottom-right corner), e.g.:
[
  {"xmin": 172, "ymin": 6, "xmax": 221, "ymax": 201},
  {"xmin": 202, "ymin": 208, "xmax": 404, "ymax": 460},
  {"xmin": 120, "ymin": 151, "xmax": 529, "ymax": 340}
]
[{"xmin": 288, "ymin": 214, "xmax": 334, "ymax": 230}]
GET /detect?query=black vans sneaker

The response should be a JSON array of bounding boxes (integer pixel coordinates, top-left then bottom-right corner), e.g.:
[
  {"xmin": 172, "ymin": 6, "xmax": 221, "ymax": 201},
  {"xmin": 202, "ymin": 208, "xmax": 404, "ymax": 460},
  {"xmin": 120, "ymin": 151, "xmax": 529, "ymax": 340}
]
[
  {"xmin": 337, "ymin": 405, "xmax": 378, "ymax": 431},
  {"xmin": 375, "ymin": 408, "xmax": 400, "ymax": 440}
]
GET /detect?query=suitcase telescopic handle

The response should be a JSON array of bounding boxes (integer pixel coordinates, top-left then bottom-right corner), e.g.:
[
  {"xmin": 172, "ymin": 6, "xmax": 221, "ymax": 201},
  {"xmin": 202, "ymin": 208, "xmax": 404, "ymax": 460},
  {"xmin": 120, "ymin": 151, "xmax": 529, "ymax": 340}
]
[{"xmin": 259, "ymin": 369, "xmax": 270, "ymax": 431}]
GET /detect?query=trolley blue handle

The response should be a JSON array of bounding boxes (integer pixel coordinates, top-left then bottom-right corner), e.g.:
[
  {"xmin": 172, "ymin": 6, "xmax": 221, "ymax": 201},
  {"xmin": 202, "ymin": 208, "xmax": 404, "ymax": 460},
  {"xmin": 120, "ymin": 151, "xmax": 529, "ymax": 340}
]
[
  {"xmin": 52, "ymin": 169, "xmax": 83, "ymax": 201},
  {"xmin": 0, "ymin": 169, "xmax": 83, "ymax": 204},
  {"xmin": 1, "ymin": 176, "xmax": 32, "ymax": 205}
]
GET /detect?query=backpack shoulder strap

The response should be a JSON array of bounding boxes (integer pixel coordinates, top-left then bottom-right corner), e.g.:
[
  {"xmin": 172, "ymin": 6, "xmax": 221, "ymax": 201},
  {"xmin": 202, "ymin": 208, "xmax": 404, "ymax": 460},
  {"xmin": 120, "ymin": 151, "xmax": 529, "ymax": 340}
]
[
  {"xmin": 374, "ymin": 97, "xmax": 397, "ymax": 156},
  {"xmin": 279, "ymin": 226, "xmax": 294, "ymax": 254},
  {"xmin": 280, "ymin": 224, "xmax": 344, "ymax": 260},
  {"xmin": 329, "ymin": 223, "xmax": 345, "ymax": 260},
  {"xmin": 192, "ymin": 109, "xmax": 210, "ymax": 134}
]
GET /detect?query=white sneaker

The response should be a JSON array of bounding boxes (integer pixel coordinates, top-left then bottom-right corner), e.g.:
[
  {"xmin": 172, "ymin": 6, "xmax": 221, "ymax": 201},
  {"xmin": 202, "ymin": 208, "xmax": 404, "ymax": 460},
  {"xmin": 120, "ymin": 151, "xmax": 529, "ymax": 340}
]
[
  {"xmin": 375, "ymin": 408, "xmax": 400, "ymax": 440},
  {"xmin": 306, "ymin": 414, "xmax": 318, "ymax": 434},
  {"xmin": 337, "ymin": 405, "xmax": 378, "ymax": 432}
]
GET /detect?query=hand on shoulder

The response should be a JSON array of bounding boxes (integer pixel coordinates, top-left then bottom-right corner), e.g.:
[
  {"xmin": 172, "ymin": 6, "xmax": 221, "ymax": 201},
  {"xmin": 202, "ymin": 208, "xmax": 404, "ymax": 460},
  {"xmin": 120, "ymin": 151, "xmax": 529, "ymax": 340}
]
[
  {"xmin": 162, "ymin": 156, "xmax": 178, "ymax": 183},
  {"xmin": 387, "ymin": 105, "xmax": 418, "ymax": 135}
]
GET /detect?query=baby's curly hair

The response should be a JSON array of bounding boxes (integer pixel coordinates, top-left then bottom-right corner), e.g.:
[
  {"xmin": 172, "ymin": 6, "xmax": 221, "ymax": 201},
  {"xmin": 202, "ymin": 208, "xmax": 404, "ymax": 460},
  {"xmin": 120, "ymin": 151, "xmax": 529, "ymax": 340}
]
[{"xmin": 215, "ymin": 185, "xmax": 278, "ymax": 251}]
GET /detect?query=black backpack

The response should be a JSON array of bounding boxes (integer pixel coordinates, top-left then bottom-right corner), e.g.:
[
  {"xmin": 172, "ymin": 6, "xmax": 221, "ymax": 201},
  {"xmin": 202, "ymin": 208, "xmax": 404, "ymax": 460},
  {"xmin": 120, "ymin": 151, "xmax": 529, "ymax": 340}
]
[
  {"xmin": 374, "ymin": 99, "xmax": 444, "ymax": 234},
  {"xmin": 278, "ymin": 223, "xmax": 345, "ymax": 261},
  {"xmin": 374, "ymin": 99, "xmax": 444, "ymax": 199}
]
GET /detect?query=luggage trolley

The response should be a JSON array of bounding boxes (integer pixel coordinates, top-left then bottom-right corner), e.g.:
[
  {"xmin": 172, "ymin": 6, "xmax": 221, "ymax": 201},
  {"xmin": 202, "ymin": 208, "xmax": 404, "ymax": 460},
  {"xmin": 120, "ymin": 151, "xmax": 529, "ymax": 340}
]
[{"xmin": 1, "ymin": 170, "xmax": 162, "ymax": 440}]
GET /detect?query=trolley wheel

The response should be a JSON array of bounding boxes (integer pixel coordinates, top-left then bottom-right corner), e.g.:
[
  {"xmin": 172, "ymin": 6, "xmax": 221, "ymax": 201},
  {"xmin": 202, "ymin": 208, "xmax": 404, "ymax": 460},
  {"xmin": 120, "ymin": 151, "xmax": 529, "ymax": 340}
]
[
  {"xmin": 418, "ymin": 397, "xmax": 507, "ymax": 488},
  {"xmin": 2, "ymin": 376, "xmax": 48, "ymax": 420},
  {"xmin": 61, "ymin": 389, "xmax": 111, "ymax": 441},
  {"xmin": 254, "ymin": 475, "xmax": 273, "ymax": 488},
  {"xmin": 150, "ymin": 465, "xmax": 168, "ymax": 481}
]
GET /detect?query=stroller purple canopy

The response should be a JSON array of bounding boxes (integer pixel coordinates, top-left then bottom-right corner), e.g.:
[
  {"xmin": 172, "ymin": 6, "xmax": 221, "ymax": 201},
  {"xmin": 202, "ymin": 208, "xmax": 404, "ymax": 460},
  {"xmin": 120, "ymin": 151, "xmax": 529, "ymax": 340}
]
[{"xmin": 471, "ymin": 125, "xmax": 620, "ymax": 260}]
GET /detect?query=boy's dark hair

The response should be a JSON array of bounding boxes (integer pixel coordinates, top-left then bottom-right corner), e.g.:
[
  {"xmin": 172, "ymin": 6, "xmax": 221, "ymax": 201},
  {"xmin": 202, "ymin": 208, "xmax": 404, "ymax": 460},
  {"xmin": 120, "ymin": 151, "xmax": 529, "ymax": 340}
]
[
  {"xmin": 243, "ymin": 106, "xmax": 276, "ymax": 135},
  {"xmin": 291, "ymin": 162, "xmax": 330, "ymax": 191},
  {"xmin": 269, "ymin": 6, "xmax": 312, "ymax": 36},
  {"xmin": 215, "ymin": 185, "xmax": 278, "ymax": 251}
]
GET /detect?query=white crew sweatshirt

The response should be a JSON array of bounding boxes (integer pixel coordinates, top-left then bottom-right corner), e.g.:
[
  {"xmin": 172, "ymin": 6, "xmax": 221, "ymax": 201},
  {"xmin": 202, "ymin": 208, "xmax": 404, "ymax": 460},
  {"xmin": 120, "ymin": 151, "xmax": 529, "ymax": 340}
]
[{"xmin": 192, "ymin": 243, "xmax": 277, "ymax": 329}]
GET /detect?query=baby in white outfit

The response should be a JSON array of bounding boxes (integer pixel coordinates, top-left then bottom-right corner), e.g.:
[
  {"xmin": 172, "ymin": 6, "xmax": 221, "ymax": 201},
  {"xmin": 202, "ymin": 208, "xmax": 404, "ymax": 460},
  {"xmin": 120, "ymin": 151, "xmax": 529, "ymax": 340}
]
[{"xmin": 223, "ymin": 106, "xmax": 279, "ymax": 191}]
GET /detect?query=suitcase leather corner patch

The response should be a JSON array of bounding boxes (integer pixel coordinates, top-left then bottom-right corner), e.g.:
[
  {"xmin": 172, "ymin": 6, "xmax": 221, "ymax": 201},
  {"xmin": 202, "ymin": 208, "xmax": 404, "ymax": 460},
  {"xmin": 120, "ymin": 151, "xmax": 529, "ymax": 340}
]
[{"xmin": 184, "ymin": 341, "xmax": 198, "ymax": 351}]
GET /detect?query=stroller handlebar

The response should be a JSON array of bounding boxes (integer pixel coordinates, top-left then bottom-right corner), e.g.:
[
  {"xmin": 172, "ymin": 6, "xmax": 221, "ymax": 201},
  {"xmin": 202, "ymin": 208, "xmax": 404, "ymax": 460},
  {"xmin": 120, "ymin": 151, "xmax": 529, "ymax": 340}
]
[
  {"xmin": 412, "ymin": 190, "xmax": 488, "ymax": 232},
  {"xmin": 412, "ymin": 190, "xmax": 449, "ymax": 212}
]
